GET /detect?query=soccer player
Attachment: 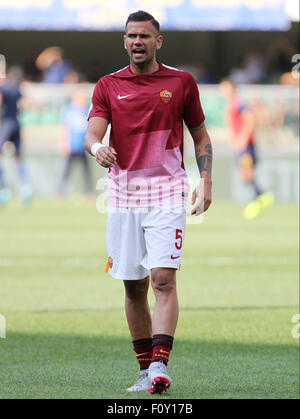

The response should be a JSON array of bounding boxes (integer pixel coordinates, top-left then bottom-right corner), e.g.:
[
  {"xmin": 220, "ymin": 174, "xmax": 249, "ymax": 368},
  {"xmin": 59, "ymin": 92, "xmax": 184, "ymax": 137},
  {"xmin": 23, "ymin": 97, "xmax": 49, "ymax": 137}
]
[
  {"xmin": 58, "ymin": 89, "xmax": 93, "ymax": 197},
  {"xmin": 220, "ymin": 78, "xmax": 274, "ymax": 219},
  {"xmin": 0, "ymin": 66, "xmax": 33, "ymax": 207},
  {"xmin": 85, "ymin": 11, "xmax": 213, "ymax": 394}
]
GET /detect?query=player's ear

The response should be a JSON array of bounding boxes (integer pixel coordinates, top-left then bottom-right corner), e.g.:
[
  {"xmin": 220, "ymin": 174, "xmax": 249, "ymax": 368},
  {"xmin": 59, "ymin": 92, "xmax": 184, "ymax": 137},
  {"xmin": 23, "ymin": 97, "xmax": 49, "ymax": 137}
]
[
  {"xmin": 123, "ymin": 34, "xmax": 127, "ymax": 50},
  {"xmin": 156, "ymin": 34, "xmax": 163, "ymax": 51}
]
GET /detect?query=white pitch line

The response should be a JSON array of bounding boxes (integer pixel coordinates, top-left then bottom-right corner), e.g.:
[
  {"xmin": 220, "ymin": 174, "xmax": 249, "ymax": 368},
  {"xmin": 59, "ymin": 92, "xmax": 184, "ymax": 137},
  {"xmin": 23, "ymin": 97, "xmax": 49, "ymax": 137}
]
[
  {"xmin": 0, "ymin": 232, "xmax": 100, "ymax": 240},
  {"xmin": 0, "ymin": 256, "xmax": 293, "ymax": 268},
  {"xmin": 182, "ymin": 256, "xmax": 291, "ymax": 266}
]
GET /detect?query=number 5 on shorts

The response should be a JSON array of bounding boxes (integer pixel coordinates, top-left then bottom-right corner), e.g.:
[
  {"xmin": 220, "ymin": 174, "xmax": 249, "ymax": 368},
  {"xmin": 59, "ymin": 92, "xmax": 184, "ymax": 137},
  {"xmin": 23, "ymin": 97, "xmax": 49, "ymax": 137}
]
[{"xmin": 175, "ymin": 229, "xmax": 183, "ymax": 250}]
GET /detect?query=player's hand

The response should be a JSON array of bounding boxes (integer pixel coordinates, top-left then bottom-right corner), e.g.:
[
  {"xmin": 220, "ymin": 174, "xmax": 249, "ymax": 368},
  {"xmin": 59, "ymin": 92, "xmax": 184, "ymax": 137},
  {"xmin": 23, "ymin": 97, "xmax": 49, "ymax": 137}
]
[
  {"xmin": 191, "ymin": 178, "xmax": 212, "ymax": 215},
  {"xmin": 95, "ymin": 146, "xmax": 117, "ymax": 168}
]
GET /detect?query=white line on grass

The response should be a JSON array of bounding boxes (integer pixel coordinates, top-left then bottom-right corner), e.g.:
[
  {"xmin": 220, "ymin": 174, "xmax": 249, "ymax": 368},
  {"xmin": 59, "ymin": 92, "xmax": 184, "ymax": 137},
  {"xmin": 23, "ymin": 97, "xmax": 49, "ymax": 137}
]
[
  {"xmin": 0, "ymin": 232, "xmax": 99, "ymax": 240},
  {"xmin": 0, "ymin": 256, "xmax": 292, "ymax": 267}
]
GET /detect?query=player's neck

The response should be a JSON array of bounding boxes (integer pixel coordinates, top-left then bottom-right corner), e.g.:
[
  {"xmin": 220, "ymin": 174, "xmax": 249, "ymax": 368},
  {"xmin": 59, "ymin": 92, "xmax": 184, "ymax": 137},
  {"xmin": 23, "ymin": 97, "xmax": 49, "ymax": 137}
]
[{"xmin": 129, "ymin": 60, "xmax": 159, "ymax": 75}]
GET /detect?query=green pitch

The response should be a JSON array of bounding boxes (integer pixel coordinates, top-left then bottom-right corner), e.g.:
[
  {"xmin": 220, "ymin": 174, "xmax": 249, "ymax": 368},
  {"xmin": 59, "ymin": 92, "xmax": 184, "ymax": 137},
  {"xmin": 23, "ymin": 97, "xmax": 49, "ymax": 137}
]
[{"xmin": 0, "ymin": 199, "xmax": 298, "ymax": 399}]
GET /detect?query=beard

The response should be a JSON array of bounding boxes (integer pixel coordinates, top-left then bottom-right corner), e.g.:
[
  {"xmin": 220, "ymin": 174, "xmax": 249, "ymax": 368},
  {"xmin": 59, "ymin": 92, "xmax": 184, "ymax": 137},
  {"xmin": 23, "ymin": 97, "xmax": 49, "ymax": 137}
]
[{"xmin": 129, "ymin": 48, "xmax": 155, "ymax": 67}]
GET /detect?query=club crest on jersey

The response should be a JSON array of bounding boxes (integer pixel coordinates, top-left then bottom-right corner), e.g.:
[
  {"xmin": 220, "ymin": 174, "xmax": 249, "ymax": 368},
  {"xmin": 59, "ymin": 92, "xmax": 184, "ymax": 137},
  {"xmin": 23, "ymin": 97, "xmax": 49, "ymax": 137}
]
[{"xmin": 160, "ymin": 89, "xmax": 172, "ymax": 104}]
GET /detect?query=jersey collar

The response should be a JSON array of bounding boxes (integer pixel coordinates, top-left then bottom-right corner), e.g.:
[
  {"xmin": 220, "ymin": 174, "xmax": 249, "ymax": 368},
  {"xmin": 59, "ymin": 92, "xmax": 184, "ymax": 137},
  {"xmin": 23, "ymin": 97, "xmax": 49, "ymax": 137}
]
[{"xmin": 112, "ymin": 62, "xmax": 164, "ymax": 78}]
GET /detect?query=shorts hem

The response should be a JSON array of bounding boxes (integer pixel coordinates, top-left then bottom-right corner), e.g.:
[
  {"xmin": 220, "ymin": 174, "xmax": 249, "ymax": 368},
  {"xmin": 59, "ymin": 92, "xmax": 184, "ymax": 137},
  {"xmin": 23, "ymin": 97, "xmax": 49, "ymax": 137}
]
[
  {"xmin": 146, "ymin": 263, "xmax": 181, "ymax": 271},
  {"xmin": 108, "ymin": 271, "xmax": 149, "ymax": 280}
]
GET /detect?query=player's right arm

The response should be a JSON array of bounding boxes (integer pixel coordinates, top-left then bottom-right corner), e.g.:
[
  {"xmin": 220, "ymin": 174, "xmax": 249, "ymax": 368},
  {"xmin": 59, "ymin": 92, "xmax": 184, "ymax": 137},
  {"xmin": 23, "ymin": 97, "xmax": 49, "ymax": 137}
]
[{"xmin": 84, "ymin": 116, "xmax": 117, "ymax": 168}]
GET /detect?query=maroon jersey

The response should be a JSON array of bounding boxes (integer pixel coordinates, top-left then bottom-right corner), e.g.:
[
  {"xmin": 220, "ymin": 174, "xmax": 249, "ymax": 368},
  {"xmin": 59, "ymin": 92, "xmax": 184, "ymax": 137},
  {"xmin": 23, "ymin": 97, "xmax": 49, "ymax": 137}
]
[{"xmin": 88, "ymin": 63, "xmax": 205, "ymax": 207}]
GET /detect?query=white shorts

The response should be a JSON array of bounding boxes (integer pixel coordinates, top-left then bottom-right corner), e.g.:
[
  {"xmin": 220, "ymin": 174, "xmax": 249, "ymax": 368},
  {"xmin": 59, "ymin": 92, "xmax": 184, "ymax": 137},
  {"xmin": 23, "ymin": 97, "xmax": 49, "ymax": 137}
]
[{"xmin": 106, "ymin": 207, "xmax": 186, "ymax": 280}]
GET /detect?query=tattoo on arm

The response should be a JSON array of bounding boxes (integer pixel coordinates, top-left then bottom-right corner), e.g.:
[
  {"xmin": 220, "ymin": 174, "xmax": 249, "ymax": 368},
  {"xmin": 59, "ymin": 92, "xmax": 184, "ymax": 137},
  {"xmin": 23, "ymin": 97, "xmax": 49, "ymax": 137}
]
[
  {"xmin": 198, "ymin": 155, "xmax": 212, "ymax": 173},
  {"xmin": 195, "ymin": 143, "xmax": 213, "ymax": 174},
  {"xmin": 204, "ymin": 143, "xmax": 212, "ymax": 155}
]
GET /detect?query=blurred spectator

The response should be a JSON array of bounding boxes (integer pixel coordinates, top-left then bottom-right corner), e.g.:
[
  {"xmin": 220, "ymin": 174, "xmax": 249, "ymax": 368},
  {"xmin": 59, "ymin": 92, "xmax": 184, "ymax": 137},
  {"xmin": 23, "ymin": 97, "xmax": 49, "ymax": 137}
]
[
  {"xmin": 244, "ymin": 42, "xmax": 266, "ymax": 84},
  {"xmin": 35, "ymin": 46, "xmax": 73, "ymax": 83},
  {"xmin": 0, "ymin": 66, "xmax": 33, "ymax": 207},
  {"xmin": 64, "ymin": 67, "xmax": 88, "ymax": 84},
  {"xmin": 229, "ymin": 57, "xmax": 251, "ymax": 84},
  {"xmin": 63, "ymin": 69, "xmax": 80, "ymax": 84},
  {"xmin": 267, "ymin": 36, "xmax": 297, "ymax": 82},
  {"xmin": 58, "ymin": 89, "xmax": 93, "ymax": 197}
]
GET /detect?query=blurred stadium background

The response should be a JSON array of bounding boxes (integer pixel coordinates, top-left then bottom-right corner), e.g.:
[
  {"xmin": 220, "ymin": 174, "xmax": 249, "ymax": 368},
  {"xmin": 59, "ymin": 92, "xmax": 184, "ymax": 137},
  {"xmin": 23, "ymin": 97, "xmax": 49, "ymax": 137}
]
[
  {"xmin": 0, "ymin": 0, "xmax": 299, "ymax": 202},
  {"xmin": 0, "ymin": 0, "xmax": 299, "ymax": 400}
]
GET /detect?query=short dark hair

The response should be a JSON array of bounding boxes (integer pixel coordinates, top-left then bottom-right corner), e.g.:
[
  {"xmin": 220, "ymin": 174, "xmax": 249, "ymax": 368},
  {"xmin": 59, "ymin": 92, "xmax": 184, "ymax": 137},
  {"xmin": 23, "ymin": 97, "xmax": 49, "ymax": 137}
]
[{"xmin": 125, "ymin": 10, "xmax": 160, "ymax": 32}]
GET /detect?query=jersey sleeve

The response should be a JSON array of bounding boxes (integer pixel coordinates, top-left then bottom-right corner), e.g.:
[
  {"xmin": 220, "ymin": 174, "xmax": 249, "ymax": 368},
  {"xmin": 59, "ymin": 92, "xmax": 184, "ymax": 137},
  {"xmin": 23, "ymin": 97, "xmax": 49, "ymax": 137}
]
[
  {"xmin": 88, "ymin": 78, "xmax": 110, "ymax": 122},
  {"xmin": 183, "ymin": 74, "xmax": 205, "ymax": 128}
]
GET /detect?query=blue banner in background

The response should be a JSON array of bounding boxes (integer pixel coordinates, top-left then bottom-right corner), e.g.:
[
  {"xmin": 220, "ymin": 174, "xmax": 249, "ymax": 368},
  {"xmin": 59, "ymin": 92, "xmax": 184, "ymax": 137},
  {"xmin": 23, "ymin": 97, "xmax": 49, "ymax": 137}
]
[{"xmin": 0, "ymin": 0, "xmax": 290, "ymax": 31}]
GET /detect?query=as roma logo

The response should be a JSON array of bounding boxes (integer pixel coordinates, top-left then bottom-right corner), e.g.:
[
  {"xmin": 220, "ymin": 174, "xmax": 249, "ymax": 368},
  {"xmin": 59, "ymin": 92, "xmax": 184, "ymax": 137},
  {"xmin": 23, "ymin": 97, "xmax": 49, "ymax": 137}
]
[{"xmin": 160, "ymin": 89, "xmax": 172, "ymax": 104}]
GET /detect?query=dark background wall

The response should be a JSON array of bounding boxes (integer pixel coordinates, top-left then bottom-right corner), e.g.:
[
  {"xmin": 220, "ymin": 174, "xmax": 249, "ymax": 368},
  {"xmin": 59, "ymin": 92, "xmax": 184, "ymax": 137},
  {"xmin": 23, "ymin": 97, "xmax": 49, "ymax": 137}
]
[{"xmin": 0, "ymin": 22, "xmax": 298, "ymax": 80}]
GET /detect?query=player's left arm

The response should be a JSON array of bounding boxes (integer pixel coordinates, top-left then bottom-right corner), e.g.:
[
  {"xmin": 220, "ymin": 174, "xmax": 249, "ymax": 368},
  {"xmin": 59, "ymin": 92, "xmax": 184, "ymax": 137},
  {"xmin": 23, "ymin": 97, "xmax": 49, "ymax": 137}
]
[{"xmin": 189, "ymin": 122, "xmax": 213, "ymax": 215}]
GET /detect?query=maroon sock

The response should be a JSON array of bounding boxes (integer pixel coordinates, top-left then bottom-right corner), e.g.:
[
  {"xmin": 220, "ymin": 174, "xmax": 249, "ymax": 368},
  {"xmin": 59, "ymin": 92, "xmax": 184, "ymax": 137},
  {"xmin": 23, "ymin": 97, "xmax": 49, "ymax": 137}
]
[
  {"xmin": 152, "ymin": 334, "xmax": 174, "ymax": 366},
  {"xmin": 132, "ymin": 338, "xmax": 153, "ymax": 370}
]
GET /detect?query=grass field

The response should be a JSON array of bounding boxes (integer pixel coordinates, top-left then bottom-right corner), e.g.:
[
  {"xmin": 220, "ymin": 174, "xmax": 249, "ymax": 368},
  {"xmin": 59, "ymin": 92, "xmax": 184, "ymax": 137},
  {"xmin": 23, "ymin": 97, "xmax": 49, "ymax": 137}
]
[{"xmin": 0, "ymin": 198, "xmax": 299, "ymax": 399}]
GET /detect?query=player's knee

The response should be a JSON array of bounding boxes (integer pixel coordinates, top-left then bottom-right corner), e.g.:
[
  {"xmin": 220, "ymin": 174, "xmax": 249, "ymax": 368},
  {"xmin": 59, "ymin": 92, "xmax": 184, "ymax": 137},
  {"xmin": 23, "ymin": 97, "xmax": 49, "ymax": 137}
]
[
  {"xmin": 151, "ymin": 270, "xmax": 176, "ymax": 294},
  {"xmin": 124, "ymin": 278, "xmax": 148, "ymax": 301}
]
